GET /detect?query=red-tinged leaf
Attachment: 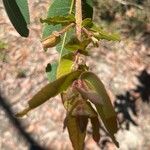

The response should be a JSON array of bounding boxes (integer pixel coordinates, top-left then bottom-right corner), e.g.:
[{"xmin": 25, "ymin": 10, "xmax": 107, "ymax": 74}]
[
  {"xmin": 80, "ymin": 72, "xmax": 119, "ymax": 147},
  {"xmin": 90, "ymin": 117, "xmax": 101, "ymax": 143},
  {"xmin": 16, "ymin": 70, "xmax": 82, "ymax": 117},
  {"xmin": 76, "ymin": 116, "xmax": 88, "ymax": 133},
  {"xmin": 67, "ymin": 115, "xmax": 86, "ymax": 150},
  {"xmin": 61, "ymin": 86, "xmax": 98, "ymax": 118},
  {"xmin": 75, "ymin": 86, "xmax": 103, "ymax": 105}
]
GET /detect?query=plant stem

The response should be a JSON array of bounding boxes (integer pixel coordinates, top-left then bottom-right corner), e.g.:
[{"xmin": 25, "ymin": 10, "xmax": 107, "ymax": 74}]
[
  {"xmin": 73, "ymin": 0, "xmax": 86, "ymax": 70},
  {"xmin": 75, "ymin": 0, "xmax": 82, "ymax": 41}
]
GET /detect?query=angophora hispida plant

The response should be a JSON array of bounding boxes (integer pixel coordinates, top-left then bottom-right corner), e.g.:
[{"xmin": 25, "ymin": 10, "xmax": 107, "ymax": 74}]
[{"xmin": 3, "ymin": 0, "xmax": 120, "ymax": 149}]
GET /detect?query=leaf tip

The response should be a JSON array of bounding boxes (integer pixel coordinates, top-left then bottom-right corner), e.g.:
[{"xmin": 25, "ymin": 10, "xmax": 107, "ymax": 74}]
[
  {"xmin": 15, "ymin": 107, "xmax": 31, "ymax": 117},
  {"xmin": 20, "ymin": 28, "xmax": 29, "ymax": 37}
]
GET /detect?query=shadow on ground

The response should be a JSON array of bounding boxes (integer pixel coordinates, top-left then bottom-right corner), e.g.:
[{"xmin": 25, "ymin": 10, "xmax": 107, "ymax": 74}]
[
  {"xmin": 115, "ymin": 68, "xmax": 150, "ymax": 129},
  {"xmin": 0, "ymin": 93, "xmax": 47, "ymax": 150}
]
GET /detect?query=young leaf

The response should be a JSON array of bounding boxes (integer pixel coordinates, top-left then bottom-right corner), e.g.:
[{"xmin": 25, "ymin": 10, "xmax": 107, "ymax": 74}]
[
  {"xmin": 82, "ymin": 18, "xmax": 93, "ymax": 28},
  {"xmin": 16, "ymin": 70, "xmax": 82, "ymax": 117},
  {"xmin": 91, "ymin": 24, "xmax": 120, "ymax": 41},
  {"xmin": 93, "ymin": 32, "xmax": 120, "ymax": 42},
  {"xmin": 90, "ymin": 117, "xmax": 101, "ymax": 143},
  {"xmin": 65, "ymin": 37, "xmax": 90, "ymax": 51},
  {"xmin": 40, "ymin": 14, "xmax": 75, "ymax": 26},
  {"xmin": 46, "ymin": 62, "xmax": 58, "ymax": 82},
  {"xmin": 80, "ymin": 72, "xmax": 119, "ymax": 147},
  {"xmin": 67, "ymin": 116, "xmax": 86, "ymax": 150},
  {"xmin": 2, "ymin": 0, "xmax": 29, "ymax": 37}
]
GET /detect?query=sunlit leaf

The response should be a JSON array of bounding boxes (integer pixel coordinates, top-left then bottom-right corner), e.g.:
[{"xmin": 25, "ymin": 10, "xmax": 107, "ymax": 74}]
[
  {"xmin": 40, "ymin": 14, "xmax": 75, "ymax": 26},
  {"xmin": 2, "ymin": 0, "xmax": 29, "ymax": 37},
  {"xmin": 57, "ymin": 59, "xmax": 73, "ymax": 78},
  {"xmin": 91, "ymin": 24, "xmax": 120, "ymax": 41},
  {"xmin": 16, "ymin": 70, "xmax": 82, "ymax": 117},
  {"xmin": 80, "ymin": 71, "xmax": 119, "ymax": 147},
  {"xmin": 67, "ymin": 115, "xmax": 86, "ymax": 150}
]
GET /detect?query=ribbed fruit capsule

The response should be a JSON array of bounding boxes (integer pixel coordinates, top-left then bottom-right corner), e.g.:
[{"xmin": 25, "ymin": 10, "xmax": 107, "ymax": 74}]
[{"xmin": 42, "ymin": 34, "xmax": 61, "ymax": 48}]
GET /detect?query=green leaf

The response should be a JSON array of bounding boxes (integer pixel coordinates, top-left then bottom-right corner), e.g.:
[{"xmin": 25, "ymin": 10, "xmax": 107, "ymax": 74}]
[
  {"xmin": 62, "ymin": 52, "xmax": 74, "ymax": 60},
  {"xmin": 57, "ymin": 58, "xmax": 73, "ymax": 78},
  {"xmin": 46, "ymin": 62, "xmax": 58, "ymax": 82},
  {"xmin": 82, "ymin": 0, "xmax": 93, "ymax": 19},
  {"xmin": 90, "ymin": 117, "xmax": 101, "ymax": 143},
  {"xmin": 65, "ymin": 37, "xmax": 90, "ymax": 51},
  {"xmin": 80, "ymin": 72, "xmax": 119, "ymax": 147},
  {"xmin": 2, "ymin": 0, "xmax": 29, "ymax": 37},
  {"xmin": 94, "ymin": 32, "xmax": 120, "ymax": 41},
  {"xmin": 16, "ymin": 70, "xmax": 82, "ymax": 117},
  {"xmin": 91, "ymin": 24, "xmax": 120, "ymax": 41},
  {"xmin": 82, "ymin": 18, "xmax": 93, "ymax": 28},
  {"xmin": 40, "ymin": 14, "xmax": 75, "ymax": 26},
  {"xmin": 16, "ymin": 0, "xmax": 30, "ymax": 24},
  {"xmin": 67, "ymin": 116, "xmax": 86, "ymax": 150},
  {"xmin": 42, "ymin": 0, "xmax": 74, "ymax": 38},
  {"xmin": 42, "ymin": 0, "xmax": 75, "ymax": 55}
]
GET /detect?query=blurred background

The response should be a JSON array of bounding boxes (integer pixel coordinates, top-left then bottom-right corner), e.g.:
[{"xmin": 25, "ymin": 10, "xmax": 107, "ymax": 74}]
[{"xmin": 0, "ymin": 0, "xmax": 150, "ymax": 149}]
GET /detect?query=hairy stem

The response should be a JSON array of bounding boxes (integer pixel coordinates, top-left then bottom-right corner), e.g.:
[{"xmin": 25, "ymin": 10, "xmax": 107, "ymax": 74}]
[
  {"xmin": 73, "ymin": 0, "xmax": 86, "ymax": 70},
  {"xmin": 75, "ymin": 0, "xmax": 82, "ymax": 41}
]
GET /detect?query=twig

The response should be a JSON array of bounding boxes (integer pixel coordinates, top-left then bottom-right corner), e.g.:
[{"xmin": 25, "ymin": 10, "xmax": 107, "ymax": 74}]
[{"xmin": 75, "ymin": 0, "xmax": 82, "ymax": 41}]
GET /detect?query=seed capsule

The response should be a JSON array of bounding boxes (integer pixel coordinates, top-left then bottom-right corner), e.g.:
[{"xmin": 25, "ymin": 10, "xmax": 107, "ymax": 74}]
[{"xmin": 42, "ymin": 33, "xmax": 61, "ymax": 48}]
